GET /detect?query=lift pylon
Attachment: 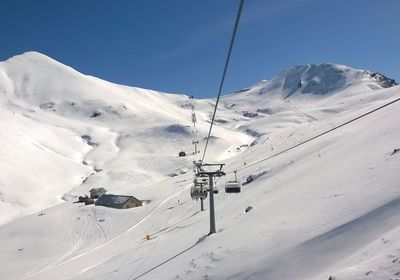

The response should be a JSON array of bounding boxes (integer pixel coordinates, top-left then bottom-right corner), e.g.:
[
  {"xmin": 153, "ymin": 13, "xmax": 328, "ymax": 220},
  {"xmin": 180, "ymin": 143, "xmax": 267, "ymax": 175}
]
[{"xmin": 194, "ymin": 162, "xmax": 225, "ymax": 234}]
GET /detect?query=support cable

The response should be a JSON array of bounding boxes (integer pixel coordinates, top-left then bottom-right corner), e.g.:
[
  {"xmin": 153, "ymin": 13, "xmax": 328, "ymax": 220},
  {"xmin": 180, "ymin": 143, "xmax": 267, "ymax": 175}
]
[
  {"xmin": 201, "ymin": 0, "xmax": 245, "ymax": 163},
  {"xmin": 228, "ymin": 96, "xmax": 400, "ymax": 173}
]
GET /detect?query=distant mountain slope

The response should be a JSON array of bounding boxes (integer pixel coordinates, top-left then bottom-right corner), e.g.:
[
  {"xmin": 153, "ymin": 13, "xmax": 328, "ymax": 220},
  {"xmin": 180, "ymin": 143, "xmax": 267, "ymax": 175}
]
[
  {"xmin": 217, "ymin": 63, "xmax": 397, "ymax": 139},
  {"xmin": 0, "ymin": 52, "xmax": 250, "ymax": 224},
  {"xmin": 0, "ymin": 53, "xmax": 397, "ymax": 226},
  {"xmin": 0, "ymin": 52, "xmax": 190, "ymax": 123},
  {"xmin": 243, "ymin": 63, "xmax": 397, "ymax": 98}
]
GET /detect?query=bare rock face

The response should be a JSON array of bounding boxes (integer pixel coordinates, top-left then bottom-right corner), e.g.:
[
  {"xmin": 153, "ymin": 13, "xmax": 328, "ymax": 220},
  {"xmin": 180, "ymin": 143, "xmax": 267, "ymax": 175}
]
[{"xmin": 368, "ymin": 72, "xmax": 397, "ymax": 88}]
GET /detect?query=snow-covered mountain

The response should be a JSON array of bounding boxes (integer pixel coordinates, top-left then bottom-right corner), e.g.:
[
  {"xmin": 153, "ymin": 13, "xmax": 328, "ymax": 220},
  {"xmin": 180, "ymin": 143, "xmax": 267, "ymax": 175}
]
[
  {"xmin": 0, "ymin": 52, "xmax": 399, "ymax": 280},
  {"xmin": 0, "ymin": 52, "xmax": 252, "ymax": 225},
  {"xmin": 254, "ymin": 63, "xmax": 396, "ymax": 98}
]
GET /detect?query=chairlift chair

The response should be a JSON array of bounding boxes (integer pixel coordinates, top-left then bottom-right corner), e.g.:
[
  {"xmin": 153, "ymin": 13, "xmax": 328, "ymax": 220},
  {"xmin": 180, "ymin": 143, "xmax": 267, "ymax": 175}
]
[
  {"xmin": 225, "ymin": 171, "xmax": 241, "ymax": 193},
  {"xmin": 193, "ymin": 177, "xmax": 208, "ymax": 186},
  {"xmin": 190, "ymin": 185, "xmax": 208, "ymax": 201},
  {"xmin": 225, "ymin": 181, "xmax": 241, "ymax": 193}
]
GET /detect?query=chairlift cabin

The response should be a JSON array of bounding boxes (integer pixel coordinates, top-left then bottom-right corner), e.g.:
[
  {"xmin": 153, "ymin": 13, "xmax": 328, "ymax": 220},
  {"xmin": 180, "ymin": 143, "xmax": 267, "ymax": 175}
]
[
  {"xmin": 193, "ymin": 177, "xmax": 219, "ymax": 194},
  {"xmin": 225, "ymin": 171, "xmax": 241, "ymax": 193},
  {"xmin": 225, "ymin": 181, "xmax": 241, "ymax": 193},
  {"xmin": 192, "ymin": 177, "xmax": 208, "ymax": 199},
  {"xmin": 190, "ymin": 185, "xmax": 207, "ymax": 201},
  {"xmin": 193, "ymin": 177, "xmax": 208, "ymax": 186}
]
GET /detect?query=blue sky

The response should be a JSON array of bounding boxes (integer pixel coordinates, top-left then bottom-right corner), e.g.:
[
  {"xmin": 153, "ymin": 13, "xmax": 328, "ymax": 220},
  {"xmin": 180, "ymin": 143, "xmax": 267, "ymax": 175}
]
[{"xmin": 1, "ymin": 0, "xmax": 399, "ymax": 98}]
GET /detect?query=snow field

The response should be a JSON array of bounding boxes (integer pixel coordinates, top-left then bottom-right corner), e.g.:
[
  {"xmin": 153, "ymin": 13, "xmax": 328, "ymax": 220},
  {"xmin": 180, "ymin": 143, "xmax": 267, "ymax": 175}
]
[{"xmin": 0, "ymin": 52, "xmax": 399, "ymax": 279}]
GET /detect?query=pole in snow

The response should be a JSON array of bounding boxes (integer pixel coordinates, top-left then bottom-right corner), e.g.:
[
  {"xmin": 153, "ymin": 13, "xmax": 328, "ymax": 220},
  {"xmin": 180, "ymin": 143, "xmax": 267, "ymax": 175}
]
[
  {"xmin": 208, "ymin": 174, "xmax": 216, "ymax": 234},
  {"xmin": 194, "ymin": 162, "xmax": 225, "ymax": 235}
]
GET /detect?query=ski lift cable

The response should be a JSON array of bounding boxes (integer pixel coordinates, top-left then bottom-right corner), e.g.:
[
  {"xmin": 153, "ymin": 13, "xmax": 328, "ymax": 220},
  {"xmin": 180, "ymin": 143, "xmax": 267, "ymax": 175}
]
[
  {"xmin": 201, "ymin": 0, "xmax": 245, "ymax": 163},
  {"xmin": 227, "ymin": 96, "xmax": 400, "ymax": 173}
]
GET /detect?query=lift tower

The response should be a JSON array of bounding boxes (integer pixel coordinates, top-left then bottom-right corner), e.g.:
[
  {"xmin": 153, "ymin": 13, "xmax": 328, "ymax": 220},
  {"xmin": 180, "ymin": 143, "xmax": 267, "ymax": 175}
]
[{"xmin": 194, "ymin": 162, "xmax": 225, "ymax": 234}]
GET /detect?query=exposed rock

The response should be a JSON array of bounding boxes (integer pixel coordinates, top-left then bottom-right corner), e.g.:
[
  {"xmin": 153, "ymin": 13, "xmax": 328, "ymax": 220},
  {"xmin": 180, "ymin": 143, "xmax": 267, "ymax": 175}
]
[
  {"xmin": 369, "ymin": 72, "xmax": 397, "ymax": 88},
  {"xmin": 39, "ymin": 101, "xmax": 55, "ymax": 109},
  {"xmin": 90, "ymin": 111, "xmax": 101, "ymax": 118},
  {"xmin": 391, "ymin": 148, "xmax": 400, "ymax": 155}
]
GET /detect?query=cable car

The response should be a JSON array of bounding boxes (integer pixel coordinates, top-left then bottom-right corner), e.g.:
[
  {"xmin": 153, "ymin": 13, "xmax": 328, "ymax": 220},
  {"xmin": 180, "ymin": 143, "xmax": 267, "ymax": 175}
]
[{"xmin": 225, "ymin": 171, "xmax": 241, "ymax": 193}]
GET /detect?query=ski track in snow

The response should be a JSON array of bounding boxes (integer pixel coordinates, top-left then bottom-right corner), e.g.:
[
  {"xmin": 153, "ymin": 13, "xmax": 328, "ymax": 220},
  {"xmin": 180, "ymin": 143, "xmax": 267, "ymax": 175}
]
[{"xmin": 21, "ymin": 182, "xmax": 193, "ymax": 280}]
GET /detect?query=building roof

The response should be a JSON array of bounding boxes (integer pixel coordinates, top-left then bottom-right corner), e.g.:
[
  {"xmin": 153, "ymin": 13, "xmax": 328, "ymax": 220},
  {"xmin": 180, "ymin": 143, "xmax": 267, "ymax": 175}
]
[
  {"xmin": 89, "ymin": 187, "xmax": 107, "ymax": 192},
  {"xmin": 95, "ymin": 194, "xmax": 139, "ymax": 208}
]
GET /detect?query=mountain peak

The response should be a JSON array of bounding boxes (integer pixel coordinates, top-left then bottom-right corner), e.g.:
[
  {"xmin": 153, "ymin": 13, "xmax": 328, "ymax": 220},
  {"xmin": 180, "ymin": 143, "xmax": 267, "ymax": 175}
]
[
  {"xmin": 15, "ymin": 51, "xmax": 51, "ymax": 59},
  {"xmin": 3, "ymin": 51, "xmax": 79, "ymax": 75},
  {"xmin": 253, "ymin": 63, "xmax": 397, "ymax": 98},
  {"xmin": 6, "ymin": 51, "xmax": 58, "ymax": 65}
]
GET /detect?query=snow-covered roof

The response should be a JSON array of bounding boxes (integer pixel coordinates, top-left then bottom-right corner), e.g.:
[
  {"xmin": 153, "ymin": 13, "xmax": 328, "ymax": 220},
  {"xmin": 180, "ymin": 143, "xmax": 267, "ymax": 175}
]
[
  {"xmin": 89, "ymin": 188, "xmax": 107, "ymax": 193},
  {"xmin": 95, "ymin": 194, "xmax": 139, "ymax": 208}
]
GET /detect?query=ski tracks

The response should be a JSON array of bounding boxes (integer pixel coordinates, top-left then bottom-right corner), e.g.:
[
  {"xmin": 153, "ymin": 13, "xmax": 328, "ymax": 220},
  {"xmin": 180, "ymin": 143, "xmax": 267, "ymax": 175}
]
[
  {"xmin": 22, "ymin": 206, "xmax": 110, "ymax": 279},
  {"xmin": 25, "ymin": 181, "xmax": 193, "ymax": 280}
]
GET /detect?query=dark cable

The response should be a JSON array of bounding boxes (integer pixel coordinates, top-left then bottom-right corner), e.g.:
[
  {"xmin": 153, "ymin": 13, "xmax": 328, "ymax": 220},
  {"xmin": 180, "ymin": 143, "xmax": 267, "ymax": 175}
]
[
  {"xmin": 201, "ymin": 0, "xmax": 245, "ymax": 163},
  {"xmin": 230, "ymin": 96, "xmax": 400, "ymax": 172}
]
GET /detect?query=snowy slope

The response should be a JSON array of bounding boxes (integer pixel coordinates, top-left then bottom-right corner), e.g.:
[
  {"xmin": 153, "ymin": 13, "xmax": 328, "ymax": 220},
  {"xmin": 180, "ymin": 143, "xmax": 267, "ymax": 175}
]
[
  {"xmin": 0, "ymin": 52, "xmax": 399, "ymax": 280},
  {"xmin": 249, "ymin": 63, "xmax": 396, "ymax": 98},
  {"xmin": 0, "ymin": 52, "xmax": 252, "ymax": 224}
]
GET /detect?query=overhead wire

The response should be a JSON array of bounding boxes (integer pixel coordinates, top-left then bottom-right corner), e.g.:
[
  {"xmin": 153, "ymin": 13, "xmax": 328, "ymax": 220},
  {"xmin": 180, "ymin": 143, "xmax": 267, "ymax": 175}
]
[
  {"xmin": 201, "ymin": 0, "xmax": 245, "ymax": 163},
  {"xmin": 227, "ymin": 96, "xmax": 400, "ymax": 173}
]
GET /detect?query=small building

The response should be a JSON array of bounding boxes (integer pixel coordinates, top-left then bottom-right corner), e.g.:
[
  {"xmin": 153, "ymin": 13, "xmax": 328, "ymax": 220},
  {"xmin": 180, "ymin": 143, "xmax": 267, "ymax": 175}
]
[
  {"xmin": 95, "ymin": 194, "xmax": 142, "ymax": 209},
  {"xmin": 89, "ymin": 187, "xmax": 107, "ymax": 199},
  {"xmin": 178, "ymin": 151, "xmax": 186, "ymax": 157}
]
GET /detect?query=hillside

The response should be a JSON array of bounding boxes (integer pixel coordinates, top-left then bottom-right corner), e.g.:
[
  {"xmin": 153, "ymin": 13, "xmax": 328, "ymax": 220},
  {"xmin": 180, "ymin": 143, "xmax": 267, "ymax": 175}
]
[
  {"xmin": 0, "ymin": 52, "xmax": 399, "ymax": 280},
  {"xmin": 0, "ymin": 52, "xmax": 251, "ymax": 225}
]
